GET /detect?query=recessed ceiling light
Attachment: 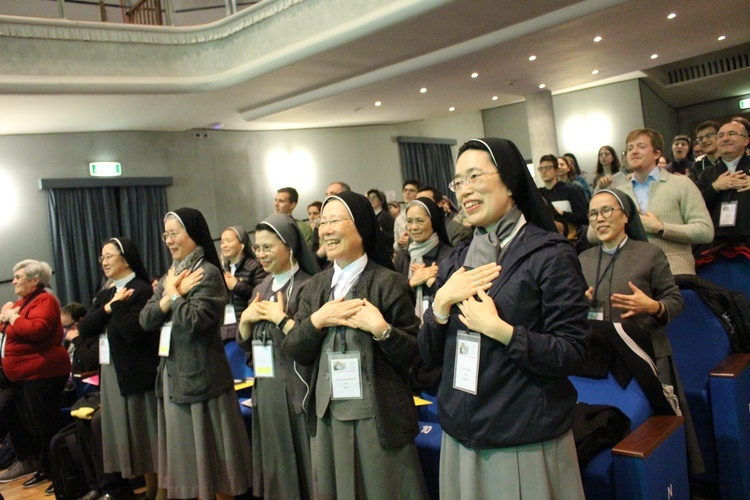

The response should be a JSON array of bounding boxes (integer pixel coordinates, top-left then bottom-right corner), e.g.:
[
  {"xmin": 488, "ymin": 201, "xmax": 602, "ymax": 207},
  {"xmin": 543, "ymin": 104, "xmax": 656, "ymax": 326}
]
[
  {"xmin": 471, "ymin": 72, "xmax": 479, "ymax": 78},
  {"xmin": 592, "ymin": 69, "xmax": 599, "ymax": 75},
  {"xmin": 667, "ymin": 13, "xmax": 676, "ymax": 19},
  {"xmin": 718, "ymin": 35, "xmax": 726, "ymax": 41},
  {"xmin": 650, "ymin": 54, "xmax": 658, "ymax": 59},
  {"xmin": 420, "ymin": 87, "xmax": 427, "ymax": 93},
  {"xmin": 529, "ymin": 55, "xmax": 537, "ymax": 61},
  {"xmin": 374, "ymin": 101, "xmax": 382, "ymax": 106},
  {"xmin": 492, "ymin": 96, "xmax": 499, "ymax": 101},
  {"xmin": 449, "ymin": 107, "xmax": 455, "ymax": 112},
  {"xmin": 539, "ymin": 84, "xmax": 546, "ymax": 89},
  {"xmin": 593, "ymin": 36, "xmax": 602, "ymax": 43}
]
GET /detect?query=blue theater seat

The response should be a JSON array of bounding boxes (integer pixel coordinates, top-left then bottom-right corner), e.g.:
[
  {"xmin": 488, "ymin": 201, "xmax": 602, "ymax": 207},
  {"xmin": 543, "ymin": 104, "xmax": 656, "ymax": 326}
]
[
  {"xmin": 570, "ymin": 373, "xmax": 688, "ymax": 499},
  {"xmin": 697, "ymin": 255, "xmax": 750, "ymax": 300},
  {"xmin": 415, "ymin": 421, "xmax": 441, "ymax": 500},
  {"xmin": 224, "ymin": 339, "xmax": 254, "ymax": 381},
  {"xmin": 667, "ymin": 289, "xmax": 750, "ymax": 498}
]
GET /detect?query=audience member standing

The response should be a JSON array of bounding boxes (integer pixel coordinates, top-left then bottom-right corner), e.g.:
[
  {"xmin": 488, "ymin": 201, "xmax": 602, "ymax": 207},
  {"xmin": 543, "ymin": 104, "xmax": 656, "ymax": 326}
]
[
  {"xmin": 592, "ymin": 145, "xmax": 622, "ymax": 191},
  {"xmin": 394, "ymin": 179, "xmax": 421, "ymax": 251},
  {"xmin": 689, "ymin": 121, "xmax": 722, "ymax": 182},
  {"xmin": 367, "ymin": 189, "xmax": 395, "ymax": 250},
  {"xmin": 671, "ymin": 135, "xmax": 694, "ymax": 175},
  {"xmin": 538, "ymin": 154, "xmax": 589, "ymax": 241},
  {"xmin": 275, "ymin": 188, "xmax": 314, "ymax": 251}
]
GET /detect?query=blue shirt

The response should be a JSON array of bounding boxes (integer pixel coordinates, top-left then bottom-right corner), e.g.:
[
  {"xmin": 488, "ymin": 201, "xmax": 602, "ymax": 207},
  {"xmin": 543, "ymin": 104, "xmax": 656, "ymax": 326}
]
[{"xmin": 631, "ymin": 167, "xmax": 660, "ymax": 213}]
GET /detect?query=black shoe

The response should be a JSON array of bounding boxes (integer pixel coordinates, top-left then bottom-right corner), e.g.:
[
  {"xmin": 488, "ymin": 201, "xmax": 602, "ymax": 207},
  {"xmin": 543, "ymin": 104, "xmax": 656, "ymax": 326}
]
[
  {"xmin": 79, "ymin": 490, "xmax": 101, "ymax": 500},
  {"xmin": 45, "ymin": 484, "xmax": 55, "ymax": 496},
  {"xmin": 22, "ymin": 471, "xmax": 48, "ymax": 488}
]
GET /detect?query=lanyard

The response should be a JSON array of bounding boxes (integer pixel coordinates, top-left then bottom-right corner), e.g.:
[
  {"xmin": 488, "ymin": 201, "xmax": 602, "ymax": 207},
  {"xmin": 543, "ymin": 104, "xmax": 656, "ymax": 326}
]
[{"xmin": 592, "ymin": 238, "xmax": 627, "ymax": 308}]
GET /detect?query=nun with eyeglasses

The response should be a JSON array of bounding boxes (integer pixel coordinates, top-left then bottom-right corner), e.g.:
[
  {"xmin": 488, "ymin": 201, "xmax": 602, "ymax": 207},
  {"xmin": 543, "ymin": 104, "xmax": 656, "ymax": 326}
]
[
  {"xmin": 78, "ymin": 237, "xmax": 161, "ymax": 498},
  {"xmin": 418, "ymin": 138, "xmax": 591, "ymax": 499},
  {"xmin": 237, "ymin": 214, "xmax": 319, "ymax": 499},
  {"xmin": 282, "ymin": 191, "xmax": 428, "ymax": 499},
  {"xmin": 140, "ymin": 207, "xmax": 252, "ymax": 500}
]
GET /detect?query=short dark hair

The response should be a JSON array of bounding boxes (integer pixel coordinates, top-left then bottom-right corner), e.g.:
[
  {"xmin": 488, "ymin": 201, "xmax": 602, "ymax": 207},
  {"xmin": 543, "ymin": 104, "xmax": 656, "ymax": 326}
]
[
  {"xmin": 277, "ymin": 187, "xmax": 299, "ymax": 204},
  {"xmin": 366, "ymin": 189, "xmax": 387, "ymax": 206},
  {"xmin": 417, "ymin": 185, "xmax": 443, "ymax": 203},
  {"xmin": 539, "ymin": 154, "xmax": 558, "ymax": 167},
  {"xmin": 402, "ymin": 179, "xmax": 421, "ymax": 190},
  {"xmin": 62, "ymin": 302, "xmax": 87, "ymax": 322},
  {"xmin": 308, "ymin": 201, "xmax": 322, "ymax": 210},
  {"xmin": 696, "ymin": 120, "xmax": 720, "ymax": 135}
]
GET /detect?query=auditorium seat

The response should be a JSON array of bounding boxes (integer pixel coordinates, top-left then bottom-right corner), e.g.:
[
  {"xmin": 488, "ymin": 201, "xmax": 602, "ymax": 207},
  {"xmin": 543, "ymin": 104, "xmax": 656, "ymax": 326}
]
[
  {"xmin": 697, "ymin": 255, "xmax": 750, "ymax": 299},
  {"xmin": 224, "ymin": 339, "xmax": 254, "ymax": 381},
  {"xmin": 570, "ymin": 373, "xmax": 688, "ymax": 499},
  {"xmin": 667, "ymin": 289, "xmax": 750, "ymax": 498},
  {"xmin": 415, "ymin": 421, "xmax": 441, "ymax": 500}
]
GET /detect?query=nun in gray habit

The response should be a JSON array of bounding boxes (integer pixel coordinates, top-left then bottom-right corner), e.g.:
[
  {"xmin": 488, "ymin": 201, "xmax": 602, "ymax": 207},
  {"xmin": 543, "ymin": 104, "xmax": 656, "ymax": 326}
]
[
  {"xmin": 236, "ymin": 214, "xmax": 319, "ymax": 499},
  {"xmin": 283, "ymin": 191, "xmax": 428, "ymax": 499}
]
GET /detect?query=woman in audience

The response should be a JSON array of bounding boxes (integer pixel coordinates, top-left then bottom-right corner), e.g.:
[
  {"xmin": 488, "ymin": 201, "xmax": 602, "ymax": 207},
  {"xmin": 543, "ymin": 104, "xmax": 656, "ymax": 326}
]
[
  {"xmin": 558, "ymin": 156, "xmax": 591, "ymax": 200},
  {"xmin": 140, "ymin": 208, "xmax": 252, "ymax": 500},
  {"xmin": 61, "ymin": 302, "xmax": 98, "ymax": 377},
  {"xmin": 388, "ymin": 200, "xmax": 401, "ymax": 219},
  {"xmin": 393, "ymin": 196, "xmax": 453, "ymax": 320},
  {"xmin": 220, "ymin": 226, "xmax": 267, "ymax": 339},
  {"xmin": 237, "ymin": 214, "xmax": 319, "ymax": 499},
  {"xmin": 282, "ymin": 191, "xmax": 428, "ymax": 498},
  {"xmin": 0, "ymin": 260, "xmax": 70, "ymax": 490},
  {"xmin": 419, "ymin": 138, "xmax": 590, "ymax": 498},
  {"xmin": 77, "ymin": 238, "xmax": 162, "ymax": 499},
  {"xmin": 563, "ymin": 152, "xmax": 593, "ymax": 199},
  {"xmin": 592, "ymin": 145, "xmax": 622, "ymax": 191},
  {"xmin": 578, "ymin": 189, "xmax": 704, "ymax": 474}
]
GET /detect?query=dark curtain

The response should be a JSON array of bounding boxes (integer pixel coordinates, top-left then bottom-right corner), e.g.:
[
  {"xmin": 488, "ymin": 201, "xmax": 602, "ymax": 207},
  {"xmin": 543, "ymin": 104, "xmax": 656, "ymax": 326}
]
[
  {"xmin": 398, "ymin": 141, "xmax": 455, "ymax": 202},
  {"xmin": 47, "ymin": 185, "xmax": 168, "ymax": 307}
]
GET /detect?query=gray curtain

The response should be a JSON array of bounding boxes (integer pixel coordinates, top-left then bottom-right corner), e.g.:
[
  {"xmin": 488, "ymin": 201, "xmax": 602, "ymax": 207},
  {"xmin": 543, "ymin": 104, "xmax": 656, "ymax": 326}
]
[
  {"xmin": 398, "ymin": 141, "xmax": 455, "ymax": 202},
  {"xmin": 47, "ymin": 185, "xmax": 168, "ymax": 306}
]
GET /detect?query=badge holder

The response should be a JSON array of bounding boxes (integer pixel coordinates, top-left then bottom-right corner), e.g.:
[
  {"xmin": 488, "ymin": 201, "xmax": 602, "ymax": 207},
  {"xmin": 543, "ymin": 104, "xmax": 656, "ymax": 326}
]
[
  {"xmin": 329, "ymin": 351, "xmax": 364, "ymax": 400},
  {"xmin": 252, "ymin": 340, "xmax": 275, "ymax": 378},
  {"xmin": 159, "ymin": 321, "xmax": 172, "ymax": 357},
  {"xmin": 453, "ymin": 331, "xmax": 481, "ymax": 395},
  {"xmin": 719, "ymin": 201, "xmax": 738, "ymax": 227},
  {"xmin": 99, "ymin": 334, "xmax": 111, "ymax": 365},
  {"xmin": 224, "ymin": 304, "xmax": 237, "ymax": 325}
]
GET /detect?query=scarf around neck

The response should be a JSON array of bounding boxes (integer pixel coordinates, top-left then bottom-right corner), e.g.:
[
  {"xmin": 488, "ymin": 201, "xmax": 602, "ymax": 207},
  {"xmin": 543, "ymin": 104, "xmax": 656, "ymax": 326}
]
[
  {"xmin": 173, "ymin": 246, "xmax": 205, "ymax": 274},
  {"xmin": 464, "ymin": 205, "xmax": 522, "ymax": 268},
  {"xmin": 407, "ymin": 233, "xmax": 440, "ymax": 277}
]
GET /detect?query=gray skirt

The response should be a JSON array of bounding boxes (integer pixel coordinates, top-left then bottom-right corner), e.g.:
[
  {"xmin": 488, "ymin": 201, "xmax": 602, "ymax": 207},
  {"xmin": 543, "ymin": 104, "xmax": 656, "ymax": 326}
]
[
  {"xmin": 311, "ymin": 415, "xmax": 428, "ymax": 499},
  {"xmin": 157, "ymin": 366, "xmax": 253, "ymax": 499},
  {"xmin": 100, "ymin": 363, "xmax": 158, "ymax": 478},
  {"xmin": 440, "ymin": 430, "xmax": 584, "ymax": 500}
]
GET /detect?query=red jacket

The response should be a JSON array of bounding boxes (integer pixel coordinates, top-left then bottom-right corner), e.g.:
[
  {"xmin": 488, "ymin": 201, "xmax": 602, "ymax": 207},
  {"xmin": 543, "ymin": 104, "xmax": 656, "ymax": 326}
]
[{"xmin": 2, "ymin": 290, "xmax": 70, "ymax": 382}]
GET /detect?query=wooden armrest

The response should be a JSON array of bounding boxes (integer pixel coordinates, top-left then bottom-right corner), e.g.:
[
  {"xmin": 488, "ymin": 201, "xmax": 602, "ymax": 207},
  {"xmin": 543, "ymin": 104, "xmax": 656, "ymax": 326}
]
[
  {"xmin": 710, "ymin": 353, "xmax": 750, "ymax": 378},
  {"xmin": 612, "ymin": 415, "xmax": 683, "ymax": 459}
]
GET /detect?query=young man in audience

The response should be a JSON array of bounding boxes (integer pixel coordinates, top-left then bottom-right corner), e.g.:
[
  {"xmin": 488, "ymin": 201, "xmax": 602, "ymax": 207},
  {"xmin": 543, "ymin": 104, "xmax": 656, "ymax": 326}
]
[
  {"xmin": 696, "ymin": 120, "xmax": 750, "ymax": 251},
  {"xmin": 274, "ymin": 187, "xmax": 313, "ymax": 249},
  {"xmin": 671, "ymin": 135, "xmax": 694, "ymax": 175},
  {"xmin": 393, "ymin": 178, "xmax": 421, "ymax": 251},
  {"xmin": 689, "ymin": 121, "xmax": 722, "ymax": 182},
  {"xmin": 416, "ymin": 185, "xmax": 472, "ymax": 247},
  {"xmin": 537, "ymin": 154, "xmax": 588, "ymax": 241},
  {"xmin": 617, "ymin": 128, "xmax": 713, "ymax": 274}
]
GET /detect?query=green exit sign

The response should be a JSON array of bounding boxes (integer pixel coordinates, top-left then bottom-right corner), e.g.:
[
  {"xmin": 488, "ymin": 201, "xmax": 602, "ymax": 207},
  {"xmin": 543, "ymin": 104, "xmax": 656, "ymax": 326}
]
[
  {"xmin": 740, "ymin": 98, "xmax": 750, "ymax": 110},
  {"xmin": 89, "ymin": 162, "xmax": 122, "ymax": 177}
]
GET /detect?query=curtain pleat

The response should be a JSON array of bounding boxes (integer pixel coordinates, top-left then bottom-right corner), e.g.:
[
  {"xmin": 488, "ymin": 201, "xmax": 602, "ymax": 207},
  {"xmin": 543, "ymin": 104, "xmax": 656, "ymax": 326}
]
[
  {"xmin": 398, "ymin": 142, "xmax": 455, "ymax": 203},
  {"xmin": 119, "ymin": 186, "xmax": 170, "ymax": 280}
]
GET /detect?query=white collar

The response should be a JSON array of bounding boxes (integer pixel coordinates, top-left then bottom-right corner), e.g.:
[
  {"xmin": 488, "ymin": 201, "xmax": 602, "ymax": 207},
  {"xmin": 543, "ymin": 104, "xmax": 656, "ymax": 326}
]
[
  {"xmin": 114, "ymin": 272, "xmax": 136, "ymax": 291},
  {"xmin": 331, "ymin": 254, "xmax": 368, "ymax": 300},
  {"xmin": 272, "ymin": 263, "xmax": 299, "ymax": 292}
]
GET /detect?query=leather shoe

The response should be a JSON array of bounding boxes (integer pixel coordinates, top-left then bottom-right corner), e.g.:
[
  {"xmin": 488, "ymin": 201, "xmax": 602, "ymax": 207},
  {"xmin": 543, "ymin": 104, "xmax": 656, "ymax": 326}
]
[
  {"xmin": 23, "ymin": 471, "xmax": 49, "ymax": 488},
  {"xmin": 79, "ymin": 490, "xmax": 101, "ymax": 500},
  {"xmin": 45, "ymin": 484, "xmax": 55, "ymax": 496}
]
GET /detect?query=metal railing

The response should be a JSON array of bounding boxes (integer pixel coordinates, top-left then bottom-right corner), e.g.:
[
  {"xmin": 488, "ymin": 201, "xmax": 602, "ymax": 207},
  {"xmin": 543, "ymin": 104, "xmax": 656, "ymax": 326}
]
[{"xmin": 125, "ymin": 0, "xmax": 163, "ymax": 25}]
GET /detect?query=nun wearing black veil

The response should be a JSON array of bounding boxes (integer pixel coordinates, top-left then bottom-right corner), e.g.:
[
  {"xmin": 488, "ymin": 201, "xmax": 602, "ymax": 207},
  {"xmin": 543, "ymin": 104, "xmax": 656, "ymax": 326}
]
[
  {"xmin": 236, "ymin": 214, "xmax": 319, "ymax": 499},
  {"xmin": 418, "ymin": 138, "xmax": 591, "ymax": 499},
  {"xmin": 579, "ymin": 189, "xmax": 703, "ymax": 474},
  {"xmin": 283, "ymin": 191, "xmax": 428, "ymax": 499},
  {"xmin": 140, "ymin": 208, "xmax": 252, "ymax": 500},
  {"xmin": 78, "ymin": 237, "xmax": 160, "ymax": 498}
]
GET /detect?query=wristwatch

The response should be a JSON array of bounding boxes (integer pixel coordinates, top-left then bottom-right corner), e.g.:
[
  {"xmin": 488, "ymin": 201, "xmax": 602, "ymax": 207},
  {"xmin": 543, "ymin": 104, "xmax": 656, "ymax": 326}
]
[
  {"xmin": 657, "ymin": 224, "xmax": 665, "ymax": 236},
  {"xmin": 171, "ymin": 294, "xmax": 180, "ymax": 302}
]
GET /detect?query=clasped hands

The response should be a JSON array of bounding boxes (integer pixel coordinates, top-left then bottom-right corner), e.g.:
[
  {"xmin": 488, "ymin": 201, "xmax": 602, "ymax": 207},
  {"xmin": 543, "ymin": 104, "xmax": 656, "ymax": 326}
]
[
  {"xmin": 409, "ymin": 262, "xmax": 438, "ymax": 288},
  {"xmin": 310, "ymin": 298, "xmax": 389, "ymax": 337},
  {"xmin": 0, "ymin": 303, "xmax": 19, "ymax": 324},
  {"xmin": 713, "ymin": 170, "xmax": 749, "ymax": 192}
]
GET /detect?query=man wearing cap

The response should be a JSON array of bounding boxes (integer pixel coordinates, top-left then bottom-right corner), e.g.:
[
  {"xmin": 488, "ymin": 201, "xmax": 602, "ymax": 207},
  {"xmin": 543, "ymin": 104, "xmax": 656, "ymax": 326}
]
[{"xmin": 671, "ymin": 135, "xmax": 694, "ymax": 176}]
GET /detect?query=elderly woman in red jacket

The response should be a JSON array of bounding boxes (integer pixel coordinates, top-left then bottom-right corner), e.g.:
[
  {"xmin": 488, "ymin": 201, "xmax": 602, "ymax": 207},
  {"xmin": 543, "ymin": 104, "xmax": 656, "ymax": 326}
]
[{"xmin": 0, "ymin": 260, "xmax": 70, "ymax": 490}]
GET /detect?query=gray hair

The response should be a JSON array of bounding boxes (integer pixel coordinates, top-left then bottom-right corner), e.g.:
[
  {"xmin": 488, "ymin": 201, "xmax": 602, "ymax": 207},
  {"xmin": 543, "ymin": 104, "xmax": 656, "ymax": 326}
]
[{"xmin": 13, "ymin": 260, "xmax": 53, "ymax": 286}]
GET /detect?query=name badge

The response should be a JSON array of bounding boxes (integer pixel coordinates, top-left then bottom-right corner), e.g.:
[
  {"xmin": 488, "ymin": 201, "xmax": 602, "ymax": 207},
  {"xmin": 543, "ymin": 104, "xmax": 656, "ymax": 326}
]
[
  {"xmin": 224, "ymin": 304, "xmax": 237, "ymax": 325},
  {"xmin": 99, "ymin": 334, "xmax": 111, "ymax": 365},
  {"xmin": 453, "ymin": 331, "xmax": 481, "ymax": 395},
  {"xmin": 329, "ymin": 351, "xmax": 363, "ymax": 400},
  {"xmin": 719, "ymin": 201, "xmax": 738, "ymax": 227},
  {"xmin": 159, "ymin": 321, "xmax": 172, "ymax": 357},
  {"xmin": 252, "ymin": 340, "xmax": 275, "ymax": 378},
  {"xmin": 587, "ymin": 307, "xmax": 604, "ymax": 321}
]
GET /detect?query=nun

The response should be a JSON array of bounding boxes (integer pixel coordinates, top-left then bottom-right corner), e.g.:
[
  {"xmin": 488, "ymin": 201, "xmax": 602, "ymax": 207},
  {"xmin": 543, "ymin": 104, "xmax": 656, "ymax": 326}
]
[
  {"xmin": 140, "ymin": 207, "xmax": 252, "ymax": 500},
  {"xmin": 418, "ymin": 138, "xmax": 591, "ymax": 499},
  {"xmin": 282, "ymin": 191, "xmax": 428, "ymax": 499},
  {"xmin": 579, "ymin": 189, "xmax": 703, "ymax": 474},
  {"xmin": 78, "ymin": 237, "xmax": 160, "ymax": 498},
  {"xmin": 237, "ymin": 214, "xmax": 319, "ymax": 499}
]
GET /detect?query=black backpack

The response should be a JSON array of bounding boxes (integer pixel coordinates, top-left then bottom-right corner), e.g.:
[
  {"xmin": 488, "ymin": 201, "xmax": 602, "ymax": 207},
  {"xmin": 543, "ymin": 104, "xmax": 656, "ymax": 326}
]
[{"xmin": 49, "ymin": 423, "xmax": 88, "ymax": 500}]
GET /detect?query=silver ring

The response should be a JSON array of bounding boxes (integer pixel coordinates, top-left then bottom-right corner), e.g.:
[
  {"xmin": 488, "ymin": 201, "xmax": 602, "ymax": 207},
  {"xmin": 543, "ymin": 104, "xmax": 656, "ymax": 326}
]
[{"xmin": 475, "ymin": 280, "xmax": 479, "ymax": 287}]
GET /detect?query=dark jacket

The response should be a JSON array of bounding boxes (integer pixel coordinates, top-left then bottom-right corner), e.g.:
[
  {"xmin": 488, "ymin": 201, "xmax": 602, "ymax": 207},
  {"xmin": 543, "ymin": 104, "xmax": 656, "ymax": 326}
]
[
  {"xmin": 393, "ymin": 242, "xmax": 453, "ymax": 298},
  {"xmin": 376, "ymin": 209, "xmax": 395, "ymax": 250},
  {"xmin": 539, "ymin": 181, "xmax": 589, "ymax": 226},
  {"xmin": 78, "ymin": 278, "xmax": 159, "ymax": 396},
  {"xmin": 283, "ymin": 260, "xmax": 420, "ymax": 449},
  {"xmin": 418, "ymin": 223, "xmax": 590, "ymax": 449},
  {"xmin": 697, "ymin": 154, "xmax": 750, "ymax": 244},
  {"xmin": 140, "ymin": 261, "xmax": 235, "ymax": 404},
  {"xmin": 226, "ymin": 255, "xmax": 267, "ymax": 315},
  {"xmin": 688, "ymin": 156, "xmax": 721, "ymax": 182}
]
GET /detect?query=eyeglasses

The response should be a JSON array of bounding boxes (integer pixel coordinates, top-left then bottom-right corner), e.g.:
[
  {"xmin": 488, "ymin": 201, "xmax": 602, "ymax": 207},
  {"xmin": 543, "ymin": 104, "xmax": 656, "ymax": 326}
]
[
  {"xmin": 448, "ymin": 171, "xmax": 498, "ymax": 192},
  {"xmin": 587, "ymin": 206, "xmax": 623, "ymax": 222},
  {"xmin": 317, "ymin": 216, "xmax": 352, "ymax": 228},
  {"xmin": 696, "ymin": 132, "xmax": 716, "ymax": 142},
  {"xmin": 406, "ymin": 217, "xmax": 429, "ymax": 227},
  {"xmin": 402, "ymin": 187, "xmax": 418, "ymax": 194},
  {"xmin": 252, "ymin": 244, "xmax": 276, "ymax": 254},
  {"xmin": 717, "ymin": 130, "xmax": 749, "ymax": 140},
  {"xmin": 537, "ymin": 165, "xmax": 555, "ymax": 172},
  {"xmin": 598, "ymin": 151, "xmax": 612, "ymax": 157},
  {"xmin": 162, "ymin": 230, "xmax": 183, "ymax": 241},
  {"xmin": 98, "ymin": 253, "xmax": 120, "ymax": 263}
]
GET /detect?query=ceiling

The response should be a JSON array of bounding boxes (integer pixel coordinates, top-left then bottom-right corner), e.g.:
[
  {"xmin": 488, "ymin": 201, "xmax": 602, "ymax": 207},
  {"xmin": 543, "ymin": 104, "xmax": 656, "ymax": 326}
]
[{"xmin": 0, "ymin": 0, "xmax": 749, "ymax": 135}]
